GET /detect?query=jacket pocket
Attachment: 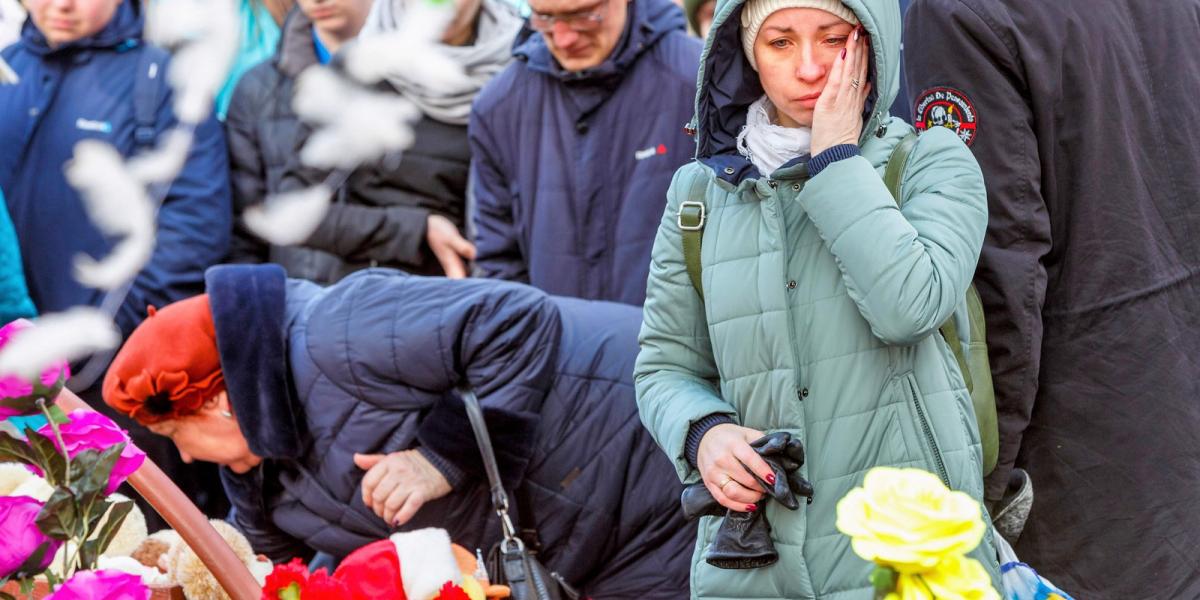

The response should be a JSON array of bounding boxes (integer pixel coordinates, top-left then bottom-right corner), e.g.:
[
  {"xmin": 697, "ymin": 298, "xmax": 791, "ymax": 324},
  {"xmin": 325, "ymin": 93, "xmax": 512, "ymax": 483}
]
[{"xmin": 899, "ymin": 372, "xmax": 950, "ymax": 487}]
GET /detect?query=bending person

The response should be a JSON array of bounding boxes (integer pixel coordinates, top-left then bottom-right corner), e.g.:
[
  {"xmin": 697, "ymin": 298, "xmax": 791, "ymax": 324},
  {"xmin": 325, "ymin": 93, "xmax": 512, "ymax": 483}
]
[{"xmin": 102, "ymin": 264, "xmax": 692, "ymax": 599}]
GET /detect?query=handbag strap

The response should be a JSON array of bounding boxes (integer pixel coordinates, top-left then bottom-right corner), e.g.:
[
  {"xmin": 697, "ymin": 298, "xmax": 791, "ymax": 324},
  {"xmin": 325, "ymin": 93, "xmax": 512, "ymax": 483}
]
[{"xmin": 457, "ymin": 387, "xmax": 524, "ymax": 551}]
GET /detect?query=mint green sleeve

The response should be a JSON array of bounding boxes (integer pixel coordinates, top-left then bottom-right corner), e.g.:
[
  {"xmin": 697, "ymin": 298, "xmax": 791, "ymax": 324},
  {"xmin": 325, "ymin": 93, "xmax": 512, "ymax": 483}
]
[
  {"xmin": 634, "ymin": 164, "xmax": 738, "ymax": 483},
  {"xmin": 798, "ymin": 127, "xmax": 987, "ymax": 345}
]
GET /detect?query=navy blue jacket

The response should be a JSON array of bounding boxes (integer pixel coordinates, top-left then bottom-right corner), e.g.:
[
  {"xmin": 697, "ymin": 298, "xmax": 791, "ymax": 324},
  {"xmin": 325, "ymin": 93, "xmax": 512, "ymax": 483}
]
[
  {"xmin": 0, "ymin": 3, "xmax": 231, "ymax": 336},
  {"xmin": 470, "ymin": 0, "xmax": 701, "ymax": 306},
  {"xmin": 209, "ymin": 265, "xmax": 693, "ymax": 598}
]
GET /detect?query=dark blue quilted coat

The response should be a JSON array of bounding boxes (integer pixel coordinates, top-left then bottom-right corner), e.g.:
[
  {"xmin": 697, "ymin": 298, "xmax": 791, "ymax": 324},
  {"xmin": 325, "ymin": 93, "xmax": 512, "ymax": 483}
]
[
  {"xmin": 469, "ymin": 0, "xmax": 701, "ymax": 305},
  {"xmin": 207, "ymin": 265, "xmax": 692, "ymax": 598}
]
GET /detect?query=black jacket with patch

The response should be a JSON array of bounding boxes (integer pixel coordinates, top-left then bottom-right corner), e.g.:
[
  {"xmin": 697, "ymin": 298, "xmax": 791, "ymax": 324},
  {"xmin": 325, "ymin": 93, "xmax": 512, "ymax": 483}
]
[{"xmin": 904, "ymin": 1, "xmax": 1200, "ymax": 598}]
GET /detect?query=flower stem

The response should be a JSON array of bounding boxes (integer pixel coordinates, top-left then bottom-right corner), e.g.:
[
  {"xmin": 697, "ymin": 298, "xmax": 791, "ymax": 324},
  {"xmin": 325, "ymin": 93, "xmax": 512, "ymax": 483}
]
[
  {"xmin": 37, "ymin": 399, "xmax": 72, "ymax": 486},
  {"xmin": 36, "ymin": 399, "xmax": 78, "ymax": 576}
]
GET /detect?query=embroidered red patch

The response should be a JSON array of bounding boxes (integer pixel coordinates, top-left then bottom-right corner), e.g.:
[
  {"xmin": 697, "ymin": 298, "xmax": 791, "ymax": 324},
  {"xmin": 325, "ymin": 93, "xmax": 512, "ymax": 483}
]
[{"xmin": 914, "ymin": 86, "xmax": 979, "ymax": 146}]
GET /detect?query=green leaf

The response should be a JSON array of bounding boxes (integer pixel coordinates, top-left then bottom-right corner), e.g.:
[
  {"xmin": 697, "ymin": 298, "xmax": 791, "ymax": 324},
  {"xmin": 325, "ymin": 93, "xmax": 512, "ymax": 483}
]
[
  {"xmin": 68, "ymin": 444, "xmax": 124, "ymax": 527},
  {"xmin": 0, "ymin": 430, "xmax": 38, "ymax": 466},
  {"xmin": 77, "ymin": 500, "xmax": 133, "ymax": 571},
  {"xmin": 36, "ymin": 486, "xmax": 79, "ymax": 541},
  {"xmin": 23, "ymin": 428, "xmax": 67, "ymax": 486},
  {"xmin": 46, "ymin": 405, "xmax": 69, "ymax": 425},
  {"xmin": 69, "ymin": 444, "xmax": 123, "ymax": 496}
]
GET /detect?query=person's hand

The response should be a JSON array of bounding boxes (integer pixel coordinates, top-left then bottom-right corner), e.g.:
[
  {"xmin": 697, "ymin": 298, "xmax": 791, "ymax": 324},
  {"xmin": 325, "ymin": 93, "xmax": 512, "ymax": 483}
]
[
  {"xmin": 354, "ymin": 450, "xmax": 452, "ymax": 527},
  {"xmin": 810, "ymin": 25, "xmax": 872, "ymax": 156},
  {"xmin": 697, "ymin": 423, "xmax": 773, "ymax": 512},
  {"xmin": 426, "ymin": 214, "xmax": 476, "ymax": 279}
]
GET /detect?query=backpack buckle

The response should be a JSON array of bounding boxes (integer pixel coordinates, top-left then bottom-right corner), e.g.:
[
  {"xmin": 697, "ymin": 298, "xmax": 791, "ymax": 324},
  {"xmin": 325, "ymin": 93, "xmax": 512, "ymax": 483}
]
[{"xmin": 677, "ymin": 201, "xmax": 706, "ymax": 231}]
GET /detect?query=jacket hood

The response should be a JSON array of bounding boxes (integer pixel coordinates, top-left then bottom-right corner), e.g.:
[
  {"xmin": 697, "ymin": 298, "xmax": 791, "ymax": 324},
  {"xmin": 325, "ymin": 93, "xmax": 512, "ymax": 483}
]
[
  {"xmin": 19, "ymin": 0, "xmax": 144, "ymax": 56},
  {"xmin": 205, "ymin": 264, "xmax": 309, "ymax": 460},
  {"xmin": 692, "ymin": 0, "xmax": 900, "ymax": 160},
  {"xmin": 512, "ymin": 0, "xmax": 686, "ymax": 81}
]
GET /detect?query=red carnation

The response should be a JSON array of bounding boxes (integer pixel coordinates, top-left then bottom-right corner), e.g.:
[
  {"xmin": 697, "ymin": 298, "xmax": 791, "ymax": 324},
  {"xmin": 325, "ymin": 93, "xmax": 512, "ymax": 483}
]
[
  {"xmin": 262, "ymin": 559, "xmax": 308, "ymax": 600},
  {"xmin": 436, "ymin": 582, "xmax": 471, "ymax": 600},
  {"xmin": 304, "ymin": 569, "xmax": 351, "ymax": 600}
]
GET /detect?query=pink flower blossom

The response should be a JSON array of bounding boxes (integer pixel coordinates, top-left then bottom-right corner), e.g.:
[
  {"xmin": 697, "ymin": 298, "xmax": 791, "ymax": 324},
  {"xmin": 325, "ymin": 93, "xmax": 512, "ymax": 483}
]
[
  {"xmin": 0, "ymin": 495, "xmax": 62, "ymax": 579},
  {"xmin": 28, "ymin": 411, "xmax": 146, "ymax": 494},
  {"xmin": 0, "ymin": 319, "xmax": 71, "ymax": 417},
  {"xmin": 47, "ymin": 569, "xmax": 150, "ymax": 600}
]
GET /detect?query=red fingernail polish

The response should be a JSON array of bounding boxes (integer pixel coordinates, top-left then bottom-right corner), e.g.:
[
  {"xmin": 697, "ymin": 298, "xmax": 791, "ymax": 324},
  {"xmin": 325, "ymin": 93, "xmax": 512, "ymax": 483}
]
[
  {"xmin": 766, "ymin": 473, "xmax": 777, "ymax": 485},
  {"xmin": 746, "ymin": 504, "xmax": 757, "ymax": 512},
  {"xmin": 841, "ymin": 48, "xmax": 847, "ymax": 59}
]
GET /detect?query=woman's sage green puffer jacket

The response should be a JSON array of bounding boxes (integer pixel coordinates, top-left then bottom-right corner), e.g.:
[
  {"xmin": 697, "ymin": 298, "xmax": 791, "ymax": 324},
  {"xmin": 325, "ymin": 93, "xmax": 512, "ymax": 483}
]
[{"xmin": 633, "ymin": 0, "xmax": 1001, "ymax": 598}]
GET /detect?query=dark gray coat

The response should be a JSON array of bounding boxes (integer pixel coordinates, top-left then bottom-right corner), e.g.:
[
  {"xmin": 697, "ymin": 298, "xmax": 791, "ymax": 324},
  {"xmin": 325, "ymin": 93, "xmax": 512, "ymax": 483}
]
[
  {"xmin": 224, "ymin": 10, "xmax": 467, "ymax": 284},
  {"xmin": 905, "ymin": 2, "xmax": 1200, "ymax": 598},
  {"xmin": 209, "ymin": 265, "xmax": 693, "ymax": 598}
]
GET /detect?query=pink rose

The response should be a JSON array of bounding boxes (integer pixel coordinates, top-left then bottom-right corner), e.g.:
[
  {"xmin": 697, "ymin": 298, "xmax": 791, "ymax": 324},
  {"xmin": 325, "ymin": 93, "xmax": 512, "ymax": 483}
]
[
  {"xmin": 28, "ymin": 411, "xmax": 146, "ymax": 494},
  {"xmin": 0, "ymin": 495, "xmax": 62, "ymax": 579},
  {"xmin": 47, "ymin": 569, "xmax": 150, "ymax": 600},
  {"xmin": 0, "ymin": 319, "xmax": 71, "ymax": 418}
]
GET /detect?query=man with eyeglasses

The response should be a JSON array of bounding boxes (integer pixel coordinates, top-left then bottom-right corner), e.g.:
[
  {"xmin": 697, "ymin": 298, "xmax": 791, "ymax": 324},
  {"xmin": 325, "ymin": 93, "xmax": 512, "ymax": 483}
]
[{"xmin": 469, "ymin": 0, "xmax": 701, "ymax": 306}]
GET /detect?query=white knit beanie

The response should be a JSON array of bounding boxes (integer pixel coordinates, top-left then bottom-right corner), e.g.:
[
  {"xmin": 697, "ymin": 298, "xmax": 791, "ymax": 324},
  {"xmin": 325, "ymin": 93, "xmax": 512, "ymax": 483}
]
[{"xmin": 740, "ymin": 0, "xmax": 859, "ymax": 70}]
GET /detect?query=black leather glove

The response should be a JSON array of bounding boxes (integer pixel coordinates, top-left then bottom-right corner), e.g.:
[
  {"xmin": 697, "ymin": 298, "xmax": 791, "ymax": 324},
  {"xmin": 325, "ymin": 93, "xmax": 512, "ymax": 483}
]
[{"xmin": 679, "ymin": 432, "xmax": 815, "ymax": 569}]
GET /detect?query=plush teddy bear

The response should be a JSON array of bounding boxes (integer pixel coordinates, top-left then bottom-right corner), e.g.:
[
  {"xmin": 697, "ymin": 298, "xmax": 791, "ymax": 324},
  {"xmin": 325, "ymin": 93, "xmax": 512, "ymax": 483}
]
[{"xmin": 327, "ymin": 528, "xmax": 511, "ymax": 600}]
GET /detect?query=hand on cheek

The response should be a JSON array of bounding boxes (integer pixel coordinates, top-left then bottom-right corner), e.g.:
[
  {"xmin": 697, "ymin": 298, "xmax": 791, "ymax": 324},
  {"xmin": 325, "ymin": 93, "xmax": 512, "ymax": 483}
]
[{"xmin": 810, "ymin": 25, "xmax": 871, "ymax": 156}]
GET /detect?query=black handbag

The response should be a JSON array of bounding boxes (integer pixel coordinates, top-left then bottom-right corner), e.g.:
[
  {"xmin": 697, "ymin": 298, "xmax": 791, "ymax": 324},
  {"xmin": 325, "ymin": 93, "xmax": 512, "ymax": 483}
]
[{"xmin": 458, "ymin": 388, "xmax": 580, "ymax": 600}]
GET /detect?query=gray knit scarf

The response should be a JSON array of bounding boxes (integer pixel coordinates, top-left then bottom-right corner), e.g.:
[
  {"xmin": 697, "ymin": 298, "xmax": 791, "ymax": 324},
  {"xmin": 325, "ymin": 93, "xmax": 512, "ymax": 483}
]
[{"xmin": 363, "ymin": 0, "xmax": 522, "ymax": 125}]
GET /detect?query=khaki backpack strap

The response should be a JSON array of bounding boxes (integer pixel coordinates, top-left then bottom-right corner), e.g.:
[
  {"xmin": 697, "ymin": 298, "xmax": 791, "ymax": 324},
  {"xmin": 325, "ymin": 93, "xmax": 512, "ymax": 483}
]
[
  {"xmin": 938, "ymin": 315, "xmax": 974, "ymax": 394},
  {"xmin": 678, "ymin": 201, "xmax": 707, "ymax": 301},
  {"xmin": 883, "ymin": 132, "xmax": 920, "ymax": 203}
]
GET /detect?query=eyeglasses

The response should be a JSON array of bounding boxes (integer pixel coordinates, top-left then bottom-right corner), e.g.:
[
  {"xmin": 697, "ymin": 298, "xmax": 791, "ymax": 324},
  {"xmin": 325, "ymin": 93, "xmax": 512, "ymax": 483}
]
[{"xmin": 528, "ymin": 0, "xmax": 609, "ymax": 32}]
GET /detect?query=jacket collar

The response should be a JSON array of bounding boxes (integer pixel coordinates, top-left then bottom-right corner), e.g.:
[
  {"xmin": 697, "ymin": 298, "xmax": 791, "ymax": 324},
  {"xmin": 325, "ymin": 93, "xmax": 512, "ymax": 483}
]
[
  {"xmin": 205, "ymin": 264, "xmax": 308, "ymax": 460},
  {"xmin": 512, "ymin": 0, "xmax": 684, "ymax": 82},
  {"xmin": 19, "ymin": 1, "xmax": 144, "ymax": 57},
  {"xmin": 275, "ymin": 7, "xmax": 319, "ymax": 78}
]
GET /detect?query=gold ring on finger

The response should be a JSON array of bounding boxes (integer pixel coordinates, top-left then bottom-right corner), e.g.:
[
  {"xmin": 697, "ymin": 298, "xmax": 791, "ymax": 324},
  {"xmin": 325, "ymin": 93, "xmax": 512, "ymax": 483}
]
[
  {"xmin": 719, "ymin": 476, "xmax": 734, "ymax": 490},
  {"xmin": 850, "ymin": 78, "xmax": 861, "ymax": 89}
]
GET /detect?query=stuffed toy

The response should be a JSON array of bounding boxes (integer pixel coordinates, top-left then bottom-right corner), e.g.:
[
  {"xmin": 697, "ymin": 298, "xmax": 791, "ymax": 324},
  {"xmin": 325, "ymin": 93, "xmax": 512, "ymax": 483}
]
[{"xmin": 322, "ymin": 528, "xmax": 510, "ymax": 600}]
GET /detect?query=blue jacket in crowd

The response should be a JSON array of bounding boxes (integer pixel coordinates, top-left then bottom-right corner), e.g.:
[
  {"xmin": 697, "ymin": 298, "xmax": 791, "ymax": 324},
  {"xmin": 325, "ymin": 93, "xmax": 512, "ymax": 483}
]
[
  {"xmin": 470, "ymin": 0, "xmax": 701, "ymax": 305},
  {"xmin": 211, "ymin": 265, "xmax": 693, "ymax": 597},
  {"xmin": 0, "ymin": 189, "xmax": 35, "ymax": 325},
  {"xmin": 0, "ymin": 2, "xmax": 231, "ymax": 337}
]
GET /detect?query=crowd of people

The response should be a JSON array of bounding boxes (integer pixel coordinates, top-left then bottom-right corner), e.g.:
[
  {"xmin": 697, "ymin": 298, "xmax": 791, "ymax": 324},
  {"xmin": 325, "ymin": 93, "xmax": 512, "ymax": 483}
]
[{"xmin": 2, "ymin": 0, "xmax": 1198, "ymax": 598}]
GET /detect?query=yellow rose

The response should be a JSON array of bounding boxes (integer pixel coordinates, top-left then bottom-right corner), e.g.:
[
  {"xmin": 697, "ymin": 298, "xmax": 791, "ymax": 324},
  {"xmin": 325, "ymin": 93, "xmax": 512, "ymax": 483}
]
[
  {"xmin": 893, "ymin": 555, "xmax": 1000, "ymax": 600},
  {"xmin": 836, "ymin": 468, "xmax": 987, "ymax": 573}
]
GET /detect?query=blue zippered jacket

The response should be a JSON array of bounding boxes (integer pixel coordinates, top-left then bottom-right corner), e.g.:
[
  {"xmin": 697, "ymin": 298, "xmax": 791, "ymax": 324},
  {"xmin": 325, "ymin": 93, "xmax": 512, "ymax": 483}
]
[
  {"xmin": 0, "ymin": 2, "xmax": 231, "ymax": 336},
  {"xmin": 469, "ymin": 0, "xmax": 700, "ymax": 305}
]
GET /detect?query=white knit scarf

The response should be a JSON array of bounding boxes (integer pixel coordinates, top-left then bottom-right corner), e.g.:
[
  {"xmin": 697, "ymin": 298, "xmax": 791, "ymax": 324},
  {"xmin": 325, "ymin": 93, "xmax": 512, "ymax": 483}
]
[{"xmin": 736, "ymin": 96, "xmax": 812, "ymax": 176}]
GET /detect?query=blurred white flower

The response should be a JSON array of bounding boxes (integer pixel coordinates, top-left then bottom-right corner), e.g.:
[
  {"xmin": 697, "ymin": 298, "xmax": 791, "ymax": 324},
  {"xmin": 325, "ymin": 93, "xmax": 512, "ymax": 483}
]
[
  {"xmin": 0, "ymin": 56, "xmax": 16, "ymax": 85},
  {"xmin": 0, "ymin": 308, "xmax": 121, "ymax": 380},
  {"xmin": 65, "ymin": 140, "xmax": 156, "ymax": 291},
  {"xmin": 243, "ymin": 184, "xmax": 334, "ymax": 246},
  {"xmin": 145, "ymin": 0, "xmax": 239, "ymax": 124},
  {"xmin": 343, "ymin": 1, "xmax": 469, "ymax": 91},
  {"xmin": 293, "ymin": 67, "xmax": 421, "ymax": 169},
  {"xmin": 127, "ymin": 128, "xmax": 195, "ymax": 185}
]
